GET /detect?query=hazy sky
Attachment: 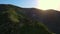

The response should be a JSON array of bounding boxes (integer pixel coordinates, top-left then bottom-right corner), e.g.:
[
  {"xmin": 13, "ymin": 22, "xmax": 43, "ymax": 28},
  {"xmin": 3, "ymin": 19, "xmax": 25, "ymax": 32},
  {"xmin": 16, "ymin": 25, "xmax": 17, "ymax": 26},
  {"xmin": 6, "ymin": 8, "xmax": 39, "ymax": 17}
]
[{"xmin": 0, "ymin": 0, "xmax": 60, "ymax": 10}]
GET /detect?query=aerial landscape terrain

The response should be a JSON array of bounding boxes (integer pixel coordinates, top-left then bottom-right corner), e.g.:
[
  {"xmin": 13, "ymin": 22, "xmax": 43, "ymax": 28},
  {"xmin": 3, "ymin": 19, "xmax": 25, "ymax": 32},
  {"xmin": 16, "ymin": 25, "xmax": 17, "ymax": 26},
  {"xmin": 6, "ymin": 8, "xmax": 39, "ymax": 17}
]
[{"xmin": 0, "ymin": 4, "xmax": 60, "ymax": 34}]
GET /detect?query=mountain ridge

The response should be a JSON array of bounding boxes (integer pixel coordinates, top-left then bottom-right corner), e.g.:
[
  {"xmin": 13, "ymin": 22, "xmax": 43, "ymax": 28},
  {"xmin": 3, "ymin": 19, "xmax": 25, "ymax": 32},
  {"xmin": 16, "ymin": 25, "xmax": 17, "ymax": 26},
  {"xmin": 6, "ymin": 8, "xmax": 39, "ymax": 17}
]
[{"xmin": 0, "ymin": 4, "xmax": 54, "ymax": 34}]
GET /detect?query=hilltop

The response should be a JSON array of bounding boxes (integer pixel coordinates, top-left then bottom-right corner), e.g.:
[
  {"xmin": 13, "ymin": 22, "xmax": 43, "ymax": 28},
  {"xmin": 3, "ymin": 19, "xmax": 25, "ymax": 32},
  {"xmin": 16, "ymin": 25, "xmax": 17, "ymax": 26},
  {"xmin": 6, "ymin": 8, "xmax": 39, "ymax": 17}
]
[{"xmin": 0, "ymin": 4, "xmax": 53, "ymax": 34}]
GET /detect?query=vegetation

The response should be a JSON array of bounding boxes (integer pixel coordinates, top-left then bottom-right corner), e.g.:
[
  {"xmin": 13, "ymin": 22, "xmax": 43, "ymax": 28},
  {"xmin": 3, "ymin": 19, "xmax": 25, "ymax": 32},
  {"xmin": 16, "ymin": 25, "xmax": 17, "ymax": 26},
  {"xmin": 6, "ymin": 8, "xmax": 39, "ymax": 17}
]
[{"xmin": 0, "ymin": 4, "xmax": 54, "ymax": 34}]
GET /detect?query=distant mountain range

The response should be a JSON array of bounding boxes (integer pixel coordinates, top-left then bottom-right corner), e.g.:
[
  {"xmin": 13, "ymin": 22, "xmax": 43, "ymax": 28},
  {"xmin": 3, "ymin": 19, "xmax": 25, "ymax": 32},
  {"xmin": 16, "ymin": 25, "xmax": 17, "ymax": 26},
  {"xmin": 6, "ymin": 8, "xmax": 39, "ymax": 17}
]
[{"xmin": 0, "ymin": 4, "xmax": 59, "ymax": 34}]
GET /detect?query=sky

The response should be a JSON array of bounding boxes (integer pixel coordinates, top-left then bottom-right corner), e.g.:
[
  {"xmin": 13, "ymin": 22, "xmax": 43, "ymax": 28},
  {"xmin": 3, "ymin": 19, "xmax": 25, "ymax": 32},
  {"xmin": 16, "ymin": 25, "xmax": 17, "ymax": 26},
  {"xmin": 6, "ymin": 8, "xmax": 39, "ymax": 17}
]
[
  {"xmin": 0, "ymin": 0, "xmax": 60, "ymax": 10},
  {"xmin": 37, "ymin": 0, "xmax": 60, "ymax": 10},
  {"xmin": 0, "ymin": 0, "xmax": 37, "ymax": 8}
]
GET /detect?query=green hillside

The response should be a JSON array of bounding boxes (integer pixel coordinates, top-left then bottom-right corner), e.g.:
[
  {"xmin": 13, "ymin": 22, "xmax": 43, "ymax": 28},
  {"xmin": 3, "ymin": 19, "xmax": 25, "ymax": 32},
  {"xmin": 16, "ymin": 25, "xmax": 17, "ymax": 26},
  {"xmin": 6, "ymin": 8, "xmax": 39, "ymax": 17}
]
[{"xmin": 0, "ymin": 4, "xmax": 54, "ymax": 34}]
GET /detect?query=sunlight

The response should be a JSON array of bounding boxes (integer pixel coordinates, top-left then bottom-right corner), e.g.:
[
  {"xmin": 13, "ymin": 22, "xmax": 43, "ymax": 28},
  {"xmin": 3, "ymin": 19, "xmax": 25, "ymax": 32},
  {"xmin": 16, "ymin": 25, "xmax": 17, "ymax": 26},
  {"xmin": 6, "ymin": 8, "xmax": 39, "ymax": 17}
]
[{"xmin": 36, "ymin": 0, "xmax": 60, "ymax": 10}]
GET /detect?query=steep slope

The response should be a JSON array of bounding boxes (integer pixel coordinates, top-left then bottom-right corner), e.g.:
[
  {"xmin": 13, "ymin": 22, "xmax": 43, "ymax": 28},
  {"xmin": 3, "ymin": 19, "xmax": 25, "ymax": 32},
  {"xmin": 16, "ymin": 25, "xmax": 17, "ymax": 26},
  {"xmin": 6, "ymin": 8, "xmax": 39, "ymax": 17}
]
[
  {"xmin": 24, "ymin": 8, "xmax": 60, "ymax": 34},
  {"xmin": 0, "ymin": 4, "xmax": 53, "ymax": 34},
  {"xmin": 42, "ymin": 9, "xmax": 60, "ymax": 34}
]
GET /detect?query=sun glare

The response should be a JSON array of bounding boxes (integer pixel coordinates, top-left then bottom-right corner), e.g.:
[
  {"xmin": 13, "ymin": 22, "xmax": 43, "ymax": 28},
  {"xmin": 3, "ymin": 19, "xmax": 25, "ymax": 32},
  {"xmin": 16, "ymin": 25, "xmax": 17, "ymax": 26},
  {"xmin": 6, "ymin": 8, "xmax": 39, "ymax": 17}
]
[{"xmin": 36, "ymin": 0, "xmax": 60, "ymax": 10}]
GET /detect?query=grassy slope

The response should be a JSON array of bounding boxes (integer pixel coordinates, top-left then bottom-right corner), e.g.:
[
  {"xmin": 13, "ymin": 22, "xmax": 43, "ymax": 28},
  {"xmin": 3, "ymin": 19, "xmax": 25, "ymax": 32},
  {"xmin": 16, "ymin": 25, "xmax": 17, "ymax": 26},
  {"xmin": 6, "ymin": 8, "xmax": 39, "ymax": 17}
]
[{"xmin": 0, "ymin": 4, "xmax": 54, "ymax": 34}]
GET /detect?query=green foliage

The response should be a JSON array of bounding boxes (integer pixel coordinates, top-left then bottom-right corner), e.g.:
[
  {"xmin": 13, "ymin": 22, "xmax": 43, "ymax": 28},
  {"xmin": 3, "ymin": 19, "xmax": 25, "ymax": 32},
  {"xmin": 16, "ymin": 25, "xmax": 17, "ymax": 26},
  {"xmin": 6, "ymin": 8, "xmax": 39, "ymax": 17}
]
[
  {"xmin": 20, "ymin": 21, "xmax": 52, "ymax": 34},
  {"xmin": 0, "ymin": 4, "xmax": 54, "ymax": 34},
  {"xmin": 8, "ymin": 8, "xmax": 20, "ymax": 23}
]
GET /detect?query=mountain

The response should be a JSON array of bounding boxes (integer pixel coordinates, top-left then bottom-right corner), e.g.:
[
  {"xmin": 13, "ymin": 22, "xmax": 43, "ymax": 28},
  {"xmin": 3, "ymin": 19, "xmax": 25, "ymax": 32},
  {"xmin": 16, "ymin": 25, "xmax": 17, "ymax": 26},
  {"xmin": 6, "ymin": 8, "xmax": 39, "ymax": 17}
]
[
  {"xmin": 24, "ymin": 8, "xmax": 60, "ymax": 34},
  {"xmin": 0, "ymin": 4, "xmax": 53, "ymax": 34},
  {"xmin": 42, "ymin": 9, "xmax": 60, "ymax": 34},
  {"xmin": 23, "ymin": 8, "xmax": 60, "ymax": 34}
]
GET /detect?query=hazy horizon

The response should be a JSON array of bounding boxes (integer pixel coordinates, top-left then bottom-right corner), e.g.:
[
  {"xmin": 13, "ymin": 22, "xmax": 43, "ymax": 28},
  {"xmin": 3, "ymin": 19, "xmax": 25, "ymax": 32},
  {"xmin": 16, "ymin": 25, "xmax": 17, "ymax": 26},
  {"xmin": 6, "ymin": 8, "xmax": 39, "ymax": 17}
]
[{"xmin": 0, "ymin": 0, "xmax": 60, "ymax": 11}]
